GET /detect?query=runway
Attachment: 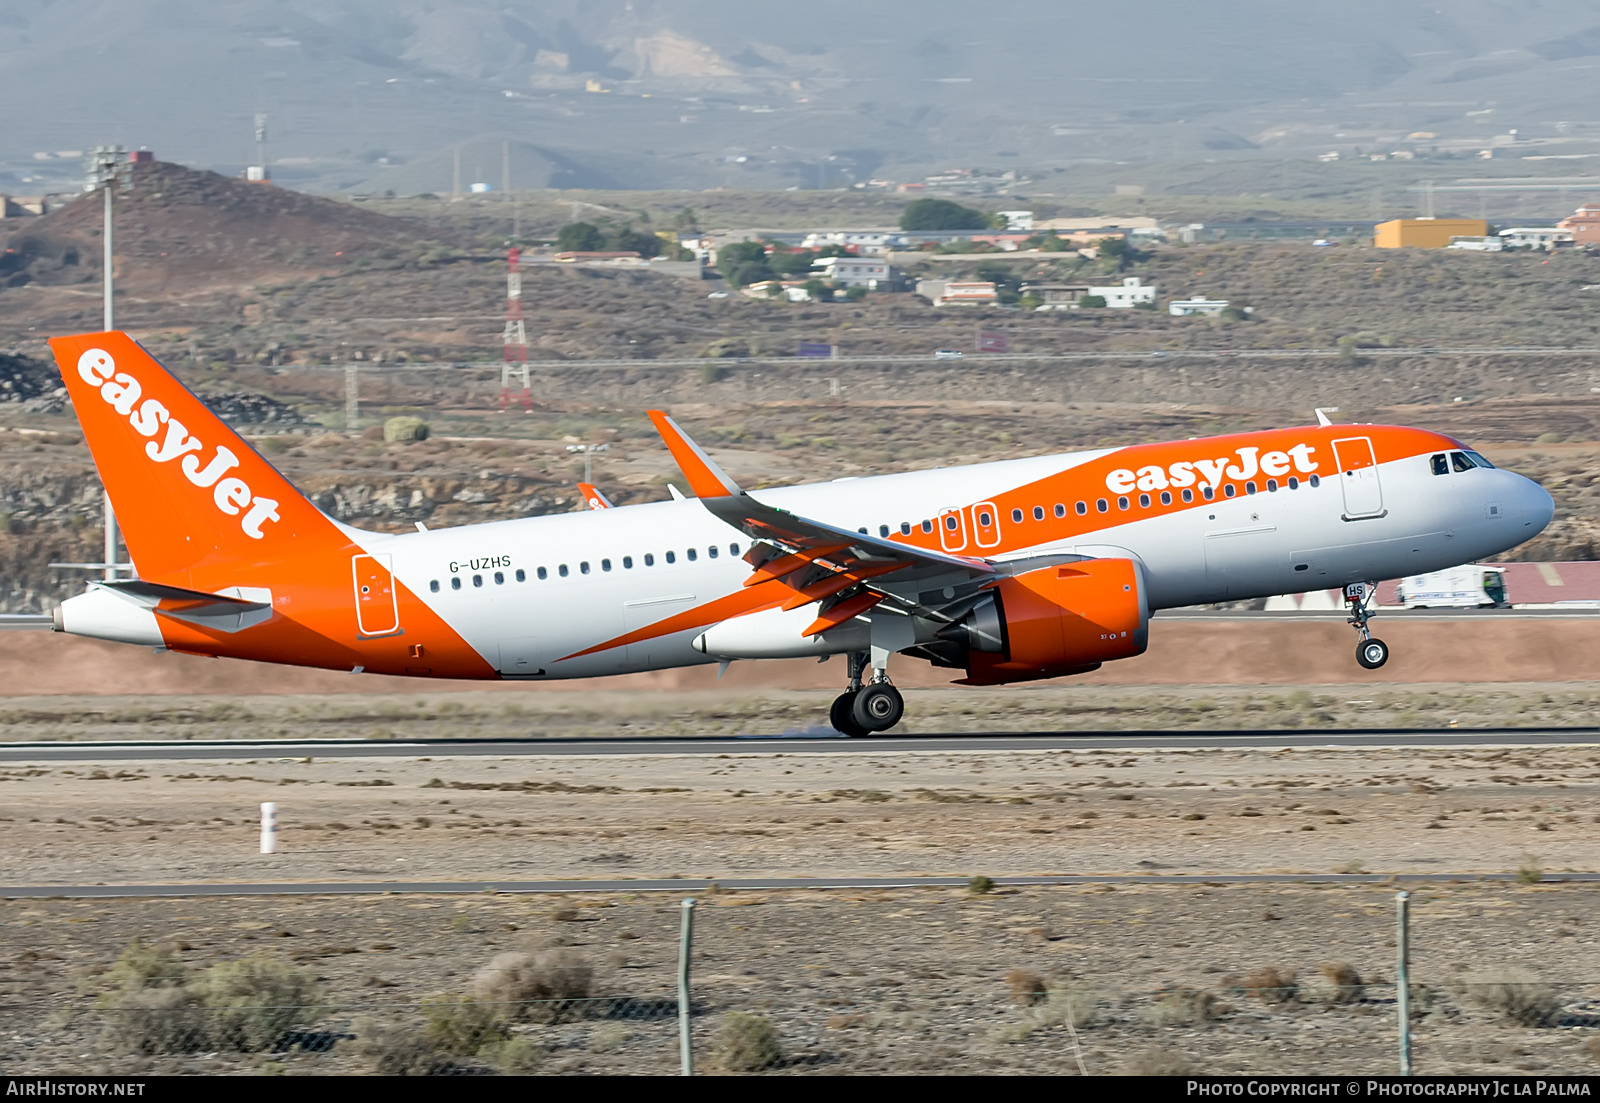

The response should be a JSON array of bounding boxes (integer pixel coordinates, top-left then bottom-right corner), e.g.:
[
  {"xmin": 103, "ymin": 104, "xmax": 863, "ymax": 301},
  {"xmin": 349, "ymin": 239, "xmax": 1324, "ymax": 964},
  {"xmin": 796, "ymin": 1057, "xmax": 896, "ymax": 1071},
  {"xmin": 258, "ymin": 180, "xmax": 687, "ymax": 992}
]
[
  {"xmin": 4, "ymin": 726, "xmax": 1600, "ymax": 762},
  {"xmin": 3, "ymin": 870, "xmax": 1597, "ymax": 900}
]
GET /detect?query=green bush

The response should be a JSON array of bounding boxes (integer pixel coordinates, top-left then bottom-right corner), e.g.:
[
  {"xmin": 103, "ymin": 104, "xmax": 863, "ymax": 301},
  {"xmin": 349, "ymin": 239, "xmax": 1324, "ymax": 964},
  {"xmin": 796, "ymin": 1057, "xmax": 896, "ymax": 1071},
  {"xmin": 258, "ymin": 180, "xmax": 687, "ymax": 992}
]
[
  {"xmin": 715, "ymin": 1012, "xmax": 783, "ymax": 1072},
  {"xmin": 422, "ymin": 994, "xmax": 510, "ymax": 1055},
  {"xmin": 189, "ymin": 954, "xmax": 325, "ymax": 1052},
  {"xmin": 383, "ymin": 416, "xmax": 429, "ymax": 443},
  {"xmin": 900, "ymin": 198, "xmax": 990, "ymax": 232},
  {"xmin": 1078, "ymin": 294, "xmax": 1107, "ymax": 308}
]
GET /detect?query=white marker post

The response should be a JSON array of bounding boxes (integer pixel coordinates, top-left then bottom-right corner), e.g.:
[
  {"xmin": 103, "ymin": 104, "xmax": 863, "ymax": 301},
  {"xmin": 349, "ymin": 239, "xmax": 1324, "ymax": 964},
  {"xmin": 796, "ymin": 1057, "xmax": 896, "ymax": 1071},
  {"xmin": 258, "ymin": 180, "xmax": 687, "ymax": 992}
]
[{"xmin": 260, "ymin": 802, "xmax": 278, "ymax": 854}]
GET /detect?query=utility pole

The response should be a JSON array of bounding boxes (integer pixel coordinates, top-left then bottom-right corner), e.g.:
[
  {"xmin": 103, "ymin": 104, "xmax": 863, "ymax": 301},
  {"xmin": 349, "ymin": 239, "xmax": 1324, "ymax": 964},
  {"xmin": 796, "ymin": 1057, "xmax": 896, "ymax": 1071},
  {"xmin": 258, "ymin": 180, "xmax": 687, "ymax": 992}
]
[
  {"xmin": 452, "ymin": 147, "xmax": 462, "ymax": 201},
  {"xmin": 500, "ymin": 247, "xmax": 531, "ymax": 412},
  {"xmin": 87, "ymin": 146, "xmax": 130, "ymax": 580}
]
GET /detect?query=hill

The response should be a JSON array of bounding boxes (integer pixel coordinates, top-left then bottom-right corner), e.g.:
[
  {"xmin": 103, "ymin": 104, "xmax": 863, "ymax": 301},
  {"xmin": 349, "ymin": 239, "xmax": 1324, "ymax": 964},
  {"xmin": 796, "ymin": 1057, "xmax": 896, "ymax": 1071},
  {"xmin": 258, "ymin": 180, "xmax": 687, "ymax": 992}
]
[{"xmin": 0, "ymin": 160, "xmax": 460, "ymax": 297}]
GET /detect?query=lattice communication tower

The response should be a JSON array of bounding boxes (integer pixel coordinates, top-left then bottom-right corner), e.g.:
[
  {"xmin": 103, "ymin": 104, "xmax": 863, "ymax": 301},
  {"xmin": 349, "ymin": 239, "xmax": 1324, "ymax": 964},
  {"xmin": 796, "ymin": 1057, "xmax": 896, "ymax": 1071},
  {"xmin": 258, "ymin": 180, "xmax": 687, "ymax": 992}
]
[{"xmin": 500, "ymin": 247, "xmax": 532, "ymax": 412}]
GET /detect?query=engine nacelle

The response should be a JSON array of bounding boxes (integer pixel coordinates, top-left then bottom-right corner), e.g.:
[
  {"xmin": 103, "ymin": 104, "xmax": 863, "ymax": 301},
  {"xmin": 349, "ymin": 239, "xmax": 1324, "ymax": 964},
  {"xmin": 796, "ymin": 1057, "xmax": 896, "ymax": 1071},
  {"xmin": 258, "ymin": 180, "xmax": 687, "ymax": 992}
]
[{"xmin": 947, "ymin": 558, "xmax": 1148, "ymax": 685}]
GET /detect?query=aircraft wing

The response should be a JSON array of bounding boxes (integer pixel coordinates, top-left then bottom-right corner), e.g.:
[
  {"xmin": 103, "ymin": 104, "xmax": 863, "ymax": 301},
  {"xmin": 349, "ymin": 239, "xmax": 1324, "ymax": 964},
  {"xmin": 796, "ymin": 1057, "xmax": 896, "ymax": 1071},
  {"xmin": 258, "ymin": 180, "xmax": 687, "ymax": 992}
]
[{"xmin": 647, "ymin": 411, "xmax": 994, "ymax": 630}]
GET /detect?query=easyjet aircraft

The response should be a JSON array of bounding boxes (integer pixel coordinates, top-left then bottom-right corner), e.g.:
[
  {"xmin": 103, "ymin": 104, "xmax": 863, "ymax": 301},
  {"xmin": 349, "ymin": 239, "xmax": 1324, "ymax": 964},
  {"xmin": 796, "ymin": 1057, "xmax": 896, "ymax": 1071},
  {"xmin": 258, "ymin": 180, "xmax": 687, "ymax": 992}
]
[{"xmin": 48, "ymin": 332, "xmax": 1553, "ymax": 736}]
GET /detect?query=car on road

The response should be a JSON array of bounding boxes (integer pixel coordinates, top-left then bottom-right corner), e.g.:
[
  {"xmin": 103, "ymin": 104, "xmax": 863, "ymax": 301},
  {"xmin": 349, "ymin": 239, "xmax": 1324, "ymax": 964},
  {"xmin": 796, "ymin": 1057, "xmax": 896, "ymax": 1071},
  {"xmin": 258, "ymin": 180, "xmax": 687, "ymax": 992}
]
[{"xmin": 933, "ymin": 349, "xmax": 964, "ymax": 360}]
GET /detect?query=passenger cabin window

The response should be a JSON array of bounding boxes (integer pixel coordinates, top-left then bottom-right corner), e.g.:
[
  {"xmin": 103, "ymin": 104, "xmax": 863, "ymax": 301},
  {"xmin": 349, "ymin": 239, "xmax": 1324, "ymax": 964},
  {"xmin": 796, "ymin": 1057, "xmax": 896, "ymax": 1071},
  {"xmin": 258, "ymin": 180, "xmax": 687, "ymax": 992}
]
[
  {"xmin": 1266, "ymin": 479, "xmax": 1277, "ymax": 492},
  {"xmin": 1181, "ymin": 489, "xmax": 1194, "ymax": 502},
  {"xmin": 1309, "ymin": 474, "xmax": 1321, "ymax": 487},
  {"xmin": 1202, "ymin": 486, "xmax": 1215, "ymax": 500},
  {"xmin": 472, "ymin": 574, "xmax": 483, "ymax": 587},
  {"xmin": 1431, "ymin": 453, "xmax": 1449, "ymax": 476},
  {"xmin": 494, "ymin": 571, "xmax": 504, "ymax": 585},
  {"xmin": 1245, "ymin": 481, "xmax": 1257, "ymax": 495},
  {"xmin": 1033, "ymin": 506, "xmax": 1045, "ymax": 521},
  {"xmin": 1160, "ymin": 491, "xmax": 1172, "ymax": 505},
  {"xmin": 729, "ymin": 544, "xmax": 740, "ymax": 556},
  {"xmin": 1096, "ymin": 499, "xmax": 1108, "ymax": 513},
  {"xmin": 558, "ymin": 564, "xmax": 569, "ymax": 577},
  {"xmin": 623, "ymin": 557, "xmax": 633, "ymax": 569},
  {"xmin": 1117, "ymin": 496, "xmax": 1129, "ymax": 510},
  {"xmin": 1075, "ymin": 502, "xmax": 1087, "ymax": 516},
  {"xmin": 687, "ymin": 548, "xmax": 697, "ymax": 562},
  {"xmin": 1224, "ymin": 485, "xmax": 1237, "ymax": 498},
  {"xmin": 1055, "ymin": 504, "xmax": 1066, "ymax": 518},
  {"xmin": 708, "ymin": 546, "xmax": 718, "ymax": 558},
  {"xmin": 536, "ymin": 567, "xmax": 547, "ymax": 580},
  {"xmin": 429, "ymin": 580, "xmax": 440, "ymax": 593},
  {"xmin": 580, "ymin": 562, "xmax": 590, "ymax": 574},
  {"xmin": 1287, "ymin": 478, "xmax": 1298, "ymax": 490},
  {"xmin": 644, "ymin": 554, "xmax": 654, "ymax": 566},
  {"xmin": 665, "ymin": 551, "xmax": 676, "ymax": 564},
  {"xmin": 451, "ymin": 577, "xmax": 461, "ymax": 591},
  {"xmin": 1011, "ymin": 508, "xmax": 1023, "ymax": 523},
  {"xmin": 1138, "ymin": 493, "xmax": 1150, "ymax": 508},
  {"xmin": 900, "ymin": 522, "xmax": 912, "ymax": 535},
  {"xmin": 601, "ymin": 559, "xmax": 612, "ymax": 572},
  {"xmin": 515, "ymin": 569, "xmax": 526, "ymax": 582},
  {"xmin": 879, "ymin": 525, "xmax": 890, "ymax": 538}
]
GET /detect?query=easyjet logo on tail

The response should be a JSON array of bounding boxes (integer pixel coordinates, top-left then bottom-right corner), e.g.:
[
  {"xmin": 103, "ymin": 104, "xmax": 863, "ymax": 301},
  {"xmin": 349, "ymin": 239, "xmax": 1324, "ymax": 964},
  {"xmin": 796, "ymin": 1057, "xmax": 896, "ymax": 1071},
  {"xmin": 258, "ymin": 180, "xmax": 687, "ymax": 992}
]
[
  {"xmin": 77, "ymin": 349, "xmax": 280, "ymax": 539},
  {"xmin": 1106, "ymin": 444, "xmax": 1321, "ymax": 495}
]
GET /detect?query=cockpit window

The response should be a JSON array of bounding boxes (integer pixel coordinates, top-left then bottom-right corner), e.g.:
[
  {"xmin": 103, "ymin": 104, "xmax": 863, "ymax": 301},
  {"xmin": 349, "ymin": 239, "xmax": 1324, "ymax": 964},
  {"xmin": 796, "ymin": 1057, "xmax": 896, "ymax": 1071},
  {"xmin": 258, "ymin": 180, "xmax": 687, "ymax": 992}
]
[
  {"xmin": 1450, "ymin": 451, "xmax": 1475, "ymax": 473},
  {"xmin": 1431, "ymin": 454, "xmax": 1448, "ymax": 476},
  {"xmin": 1465, "ymin": 450, "xmax": 1495, "ymax": 469}
]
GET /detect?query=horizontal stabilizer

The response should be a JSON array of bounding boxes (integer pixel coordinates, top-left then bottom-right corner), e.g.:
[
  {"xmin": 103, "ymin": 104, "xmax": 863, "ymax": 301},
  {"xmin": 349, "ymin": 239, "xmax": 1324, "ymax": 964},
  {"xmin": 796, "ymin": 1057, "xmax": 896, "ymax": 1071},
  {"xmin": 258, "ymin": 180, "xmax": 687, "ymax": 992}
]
[{"xmin": 93, "ymin": 579, "xmax": 273, "ymax": 634}]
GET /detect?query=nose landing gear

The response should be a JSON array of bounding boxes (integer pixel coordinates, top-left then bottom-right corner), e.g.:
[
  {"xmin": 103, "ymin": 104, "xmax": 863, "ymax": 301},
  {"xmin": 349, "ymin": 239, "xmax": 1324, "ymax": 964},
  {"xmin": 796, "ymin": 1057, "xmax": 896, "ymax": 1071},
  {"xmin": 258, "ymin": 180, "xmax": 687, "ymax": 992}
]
[
  {"xmin": 829, "ymin": 651, "xmax": 904, "ymax": 737},
  {"xmin": 1345, "ymin": 582, "xmax": 1389, "ymax": 670}
]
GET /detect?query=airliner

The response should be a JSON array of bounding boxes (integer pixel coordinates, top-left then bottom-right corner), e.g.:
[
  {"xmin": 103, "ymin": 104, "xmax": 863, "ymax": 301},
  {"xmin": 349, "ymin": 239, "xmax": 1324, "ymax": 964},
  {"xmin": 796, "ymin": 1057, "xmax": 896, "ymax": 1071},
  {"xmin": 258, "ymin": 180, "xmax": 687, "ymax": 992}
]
[{"xmin": 48, "ymin": 332, "xmax": 1553, "ymax": 736}]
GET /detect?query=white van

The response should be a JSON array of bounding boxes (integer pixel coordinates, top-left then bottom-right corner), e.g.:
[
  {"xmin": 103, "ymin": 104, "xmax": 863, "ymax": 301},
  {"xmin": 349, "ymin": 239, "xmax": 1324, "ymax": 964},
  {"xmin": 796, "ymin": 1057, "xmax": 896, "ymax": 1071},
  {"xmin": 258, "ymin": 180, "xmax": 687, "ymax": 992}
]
[{"xmin": 1394, "ymin": 565, "xmax": 1508, "ymax": 609}]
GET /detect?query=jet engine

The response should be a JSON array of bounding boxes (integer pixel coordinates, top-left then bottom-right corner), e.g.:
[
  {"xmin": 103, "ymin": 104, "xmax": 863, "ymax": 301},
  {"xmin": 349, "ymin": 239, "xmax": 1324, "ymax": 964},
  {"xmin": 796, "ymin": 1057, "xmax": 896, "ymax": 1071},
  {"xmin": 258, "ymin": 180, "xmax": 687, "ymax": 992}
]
[{"xmin": 937, "ymin": 558, "xmax": 1149, "ymax": 685}]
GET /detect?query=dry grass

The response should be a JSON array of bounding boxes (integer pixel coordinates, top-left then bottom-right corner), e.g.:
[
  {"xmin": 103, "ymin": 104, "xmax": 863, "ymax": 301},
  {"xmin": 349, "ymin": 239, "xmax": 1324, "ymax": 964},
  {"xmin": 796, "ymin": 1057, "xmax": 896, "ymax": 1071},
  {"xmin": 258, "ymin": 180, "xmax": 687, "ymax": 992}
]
[
  {"xmin": 470, "ymin": 949, "xmax": 593, "ymax": 1021},
  {"xmin": 1469, "ymin": 969, "xmax": 1563, "ymax": 1027},
  {"xmin": 1145, "ymin": 987, "xmax": 1219, "ymax": 1026},
  {"xmin": 1121, "ymin": 1048, "xmax": 1197, "ymax": 1076},
  {"xmin": 1006, "ymin": 970, "xmax": 1049, "ymax": 1006},
  {"xmin": 1302, "ymin": 962, "xmax": 1364, "ymax": 1005},
  {"xmin": 1240, "ymin": 967, "xmax": 1298, "ymax": 1005}
]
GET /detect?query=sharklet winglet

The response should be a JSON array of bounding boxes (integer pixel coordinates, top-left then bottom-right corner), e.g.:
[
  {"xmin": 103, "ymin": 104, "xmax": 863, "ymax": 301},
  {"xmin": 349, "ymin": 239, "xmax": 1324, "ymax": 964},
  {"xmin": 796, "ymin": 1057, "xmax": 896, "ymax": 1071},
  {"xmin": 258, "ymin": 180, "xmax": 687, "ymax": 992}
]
[{"xmin": 647, "ymin": 410, "xmax": 743, "ymax": 499}]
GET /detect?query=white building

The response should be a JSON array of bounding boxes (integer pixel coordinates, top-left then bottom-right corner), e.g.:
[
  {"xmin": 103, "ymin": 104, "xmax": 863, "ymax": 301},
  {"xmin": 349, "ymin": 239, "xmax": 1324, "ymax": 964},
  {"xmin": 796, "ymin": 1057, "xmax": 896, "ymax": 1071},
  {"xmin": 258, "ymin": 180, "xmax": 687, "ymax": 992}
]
[
  {"xmin": 1168, "ymin": 296, "xmax": 1229, "ymax": 317},
  {"xmin": 995, "ymin": 210, "xmax": 1034, "ymax": 231},
  {"xmin": 800, "ymin": 229, "xmax": 908, "ymax": 255},
  {"xmin": 1089, "ymin": 276, "xmax": 1157, "ymax": 309},
  {"xmin": 915, "ymin": 279, "xmax": 997, "ymax": 307},
  {"xmin": 1499, "ymin": 227, "xmax": 1573, "ymax": 250},
  {"xmin": 812, "ymin": 255, "xmax": 898, "ymax": 289}
]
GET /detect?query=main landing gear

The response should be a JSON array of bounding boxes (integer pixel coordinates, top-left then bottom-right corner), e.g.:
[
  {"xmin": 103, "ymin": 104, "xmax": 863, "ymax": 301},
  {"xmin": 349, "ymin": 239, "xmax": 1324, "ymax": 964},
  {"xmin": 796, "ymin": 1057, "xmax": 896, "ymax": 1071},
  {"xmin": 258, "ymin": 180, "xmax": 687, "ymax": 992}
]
[
  {"xmin": 1344, "ymin": 582, "xmax": 1390, "ymax": 670},
  {"xmin": 830, "ymin": 651, "xmax": 904, "ymax": 737}
]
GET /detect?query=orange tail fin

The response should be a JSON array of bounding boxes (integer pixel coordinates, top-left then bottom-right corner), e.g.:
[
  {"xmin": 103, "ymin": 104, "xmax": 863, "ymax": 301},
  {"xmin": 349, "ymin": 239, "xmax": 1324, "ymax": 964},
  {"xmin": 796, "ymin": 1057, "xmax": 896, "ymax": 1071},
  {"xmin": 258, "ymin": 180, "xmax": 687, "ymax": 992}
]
[{"xmin": 49, "ymin": 331, "xmax": 339, "ymax": 583}]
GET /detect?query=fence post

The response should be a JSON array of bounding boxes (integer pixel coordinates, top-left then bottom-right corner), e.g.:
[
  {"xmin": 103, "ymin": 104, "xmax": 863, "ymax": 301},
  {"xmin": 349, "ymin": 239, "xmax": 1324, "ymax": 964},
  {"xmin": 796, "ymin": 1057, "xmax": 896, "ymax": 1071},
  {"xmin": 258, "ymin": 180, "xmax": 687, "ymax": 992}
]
[
  {"xmin": 678, "ymin": 897, "xmax": 696, "ymax": 1076},
  {"xmin": 1396, "ymin": 890, "xmax": 1412, "ymax": 1076},
  {"xmin": 260, "ymin": 802, "xmax": 277, "ymax": 854}
]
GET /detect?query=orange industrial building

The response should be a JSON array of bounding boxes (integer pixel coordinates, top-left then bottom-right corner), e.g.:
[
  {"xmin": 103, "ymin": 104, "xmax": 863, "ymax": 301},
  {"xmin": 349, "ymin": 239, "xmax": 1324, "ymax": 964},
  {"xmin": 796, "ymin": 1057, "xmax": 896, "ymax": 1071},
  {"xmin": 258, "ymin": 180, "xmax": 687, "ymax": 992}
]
[{"xmin": 1374, "ymin": 218, "xmax": 1489, "ymax": 249}]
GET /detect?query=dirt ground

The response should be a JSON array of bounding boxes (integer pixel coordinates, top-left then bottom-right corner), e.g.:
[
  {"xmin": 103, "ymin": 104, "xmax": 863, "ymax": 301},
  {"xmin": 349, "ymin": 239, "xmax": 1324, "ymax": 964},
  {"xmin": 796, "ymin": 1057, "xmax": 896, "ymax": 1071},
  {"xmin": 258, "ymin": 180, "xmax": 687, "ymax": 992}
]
[{"xmin": 5, "ymin": 749, "xmax": 1600, "ymax": 1074}]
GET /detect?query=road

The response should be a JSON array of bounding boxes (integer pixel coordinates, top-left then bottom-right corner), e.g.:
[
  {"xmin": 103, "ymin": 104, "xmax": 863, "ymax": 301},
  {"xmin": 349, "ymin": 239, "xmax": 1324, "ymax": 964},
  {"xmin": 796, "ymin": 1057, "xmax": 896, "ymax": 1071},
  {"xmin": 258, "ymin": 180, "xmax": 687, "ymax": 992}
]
[
  {"xmin": 4, "ymin": 726, "xmax": 1600, "ymax": 763},
  {"xmin": 3, "ymin": 871, "xmax": 1597, "ymax": 900}
]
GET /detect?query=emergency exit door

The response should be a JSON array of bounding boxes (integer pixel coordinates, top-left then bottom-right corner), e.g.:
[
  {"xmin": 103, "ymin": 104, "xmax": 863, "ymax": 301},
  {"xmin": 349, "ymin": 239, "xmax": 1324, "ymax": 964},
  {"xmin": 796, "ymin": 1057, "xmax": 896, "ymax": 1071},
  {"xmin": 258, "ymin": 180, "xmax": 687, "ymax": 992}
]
[
  {"xmin": 1332, "ymin": 437, "xmax": 1385, "ymax": 520},
  {"xmin": 353, "ymin": 554, "xmax": 400, "ymax": 636}
]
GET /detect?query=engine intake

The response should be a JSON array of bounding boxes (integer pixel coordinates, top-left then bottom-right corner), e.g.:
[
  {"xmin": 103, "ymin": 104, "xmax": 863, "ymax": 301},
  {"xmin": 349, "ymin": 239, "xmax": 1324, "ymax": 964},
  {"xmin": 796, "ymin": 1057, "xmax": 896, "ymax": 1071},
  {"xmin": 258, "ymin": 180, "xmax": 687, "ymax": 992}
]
[{"xmin": 949, "ymin": 558, "xmax": 1148, "ymax": 686}]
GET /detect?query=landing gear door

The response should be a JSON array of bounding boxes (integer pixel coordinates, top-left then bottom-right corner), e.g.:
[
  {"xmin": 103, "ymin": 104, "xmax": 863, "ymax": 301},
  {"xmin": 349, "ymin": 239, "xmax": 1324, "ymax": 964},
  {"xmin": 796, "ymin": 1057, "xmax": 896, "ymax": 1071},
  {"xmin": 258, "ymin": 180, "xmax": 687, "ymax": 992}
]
[
  {"xmin": 1332, "ymin": 437, "xmax": 1385, "ymax": 520},
  {"xmin": 352, "ymin": 553, "xmax": 400, "ymax": 637}
]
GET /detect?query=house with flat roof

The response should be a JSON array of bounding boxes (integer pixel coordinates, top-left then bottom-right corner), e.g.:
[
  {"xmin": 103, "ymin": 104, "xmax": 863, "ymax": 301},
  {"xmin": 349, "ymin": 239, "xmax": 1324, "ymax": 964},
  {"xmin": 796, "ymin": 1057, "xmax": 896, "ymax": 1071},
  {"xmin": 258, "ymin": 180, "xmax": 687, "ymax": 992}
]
[
  {"xmin": 812, "ymin": 255, "xmax": 899, "ymax": 289},
  {"xmin": 1168, "ymin": 296, "xmax": 1229, "ymax": 317},
  {"xmin": 1499, "ymin": 227, "xmax": 1574, "ymax": 250},
  {"xmin": 1559, "ymin": 205, "xmax": 1600, "ymax": 246},
  {"xmin": 915, "ymin": 279, "xmax": 997, "ymax": 307},
  {"xmin": 1088, "ymin": 276, "xmax": 1156, "ymax": 309}
]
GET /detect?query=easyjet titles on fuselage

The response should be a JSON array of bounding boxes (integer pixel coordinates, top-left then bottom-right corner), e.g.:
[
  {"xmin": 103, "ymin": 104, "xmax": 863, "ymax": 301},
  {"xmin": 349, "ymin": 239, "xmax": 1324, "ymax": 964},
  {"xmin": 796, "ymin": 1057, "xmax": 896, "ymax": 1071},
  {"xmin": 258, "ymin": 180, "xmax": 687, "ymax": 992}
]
[
  {"xmin": 1105, "ymin": 443, "xmax": 1321, "ymax": 495},
  {"xmin": 75, "ymin": 348, "xmax": 280, "ymax": 539}
]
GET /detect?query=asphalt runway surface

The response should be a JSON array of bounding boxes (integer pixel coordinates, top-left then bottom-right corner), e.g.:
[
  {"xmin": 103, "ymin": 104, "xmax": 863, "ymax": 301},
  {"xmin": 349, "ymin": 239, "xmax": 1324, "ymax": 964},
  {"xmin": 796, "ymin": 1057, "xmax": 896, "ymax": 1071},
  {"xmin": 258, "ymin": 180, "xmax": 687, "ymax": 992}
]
[
  {"xmin": 4, "ymin": 726, "xmax": 1600, "ymax": 763},
  {"xmin": 6, "ymin": 871, "xmax": 1599, "ymax": 900}
]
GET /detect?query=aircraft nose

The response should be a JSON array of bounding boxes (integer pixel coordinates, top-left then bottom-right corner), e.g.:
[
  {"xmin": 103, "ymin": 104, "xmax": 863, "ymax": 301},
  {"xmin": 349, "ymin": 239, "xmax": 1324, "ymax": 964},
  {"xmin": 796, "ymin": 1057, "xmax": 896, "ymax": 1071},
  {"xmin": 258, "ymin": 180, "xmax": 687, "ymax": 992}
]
[{"xmin": 1515, "ymin": 472, "xmax": 1555, "ymax": 535}]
